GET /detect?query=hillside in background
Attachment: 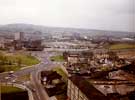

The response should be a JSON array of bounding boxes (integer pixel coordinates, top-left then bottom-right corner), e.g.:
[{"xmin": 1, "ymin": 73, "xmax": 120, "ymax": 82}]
[{"xmin": 0, "ymin": 23, "xmax": 134, "ymax": 37}]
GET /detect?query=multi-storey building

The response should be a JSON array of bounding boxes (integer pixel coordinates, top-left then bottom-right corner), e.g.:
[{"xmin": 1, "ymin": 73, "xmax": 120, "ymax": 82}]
[
  {"xmin": 67, "ymin": 76, "xmax": 108, "ymax": 100},
  {"xmin": 14, "ymin": 32, "xmax": 24, "ymax": 41}
]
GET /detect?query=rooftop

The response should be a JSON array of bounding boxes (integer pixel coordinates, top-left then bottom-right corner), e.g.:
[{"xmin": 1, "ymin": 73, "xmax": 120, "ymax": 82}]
[{"xmin": 69, "ymin": 75, "xmax": 109, "ymax": 100}]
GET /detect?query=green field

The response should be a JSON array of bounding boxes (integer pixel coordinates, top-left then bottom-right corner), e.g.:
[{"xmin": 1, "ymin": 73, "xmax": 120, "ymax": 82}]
[
  {"xmin": 1, "ymin": 86, "xmax": 24, "ymax": 94},
  {"xmin": 50, "ymin": 55, "xmax": 65, "ymax": 62},
  {"xmin": 0, "ymin": 52, "xmax": 40, "ymax": 72},
  {"xmin": 53, "ymin": 67, "xmax": 68, "ymax": 81},
  {"xmin": 109, "ymin": 43, "xmax": 135, "ymax": 50},
  {"xmin": 6, "ymin": 54, "xmax": 39, "ymax": 66}
]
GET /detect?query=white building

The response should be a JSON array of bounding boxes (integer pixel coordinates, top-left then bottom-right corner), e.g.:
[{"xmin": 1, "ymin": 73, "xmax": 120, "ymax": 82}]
[{"xmin": 14, "ymin": 32, "xmax": 24, "ymax": 41}]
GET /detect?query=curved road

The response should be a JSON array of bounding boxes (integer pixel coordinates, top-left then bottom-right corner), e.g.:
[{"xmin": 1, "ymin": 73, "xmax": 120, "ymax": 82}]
[{"xmin": 0, "ymin": 51, "xmax": 59, "ymax": 100}]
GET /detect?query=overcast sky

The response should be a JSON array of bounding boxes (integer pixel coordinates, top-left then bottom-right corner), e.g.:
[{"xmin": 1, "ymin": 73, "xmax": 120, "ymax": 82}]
[{"xmin": 0, "ymin": 0, "xmax": 134, "ymax": 32}]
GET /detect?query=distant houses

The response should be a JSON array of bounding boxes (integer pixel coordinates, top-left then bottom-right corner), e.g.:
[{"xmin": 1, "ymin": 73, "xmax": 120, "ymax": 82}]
[{"xmin": 64, "ymin": 51, "xmax": 135, "ymax": 100}]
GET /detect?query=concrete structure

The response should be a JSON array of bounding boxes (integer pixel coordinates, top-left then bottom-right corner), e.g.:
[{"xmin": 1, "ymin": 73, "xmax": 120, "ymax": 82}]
[
  {"xmin": 63, "ymin": 51, "xmax": 93, "ymax": 65},
  {"xmin": 67, "ymin": 76, "xmax": 108, "ymax": 100},
  {"xmin": 14, "ymin": 32, "xmax": 24, "ymax": 41}
]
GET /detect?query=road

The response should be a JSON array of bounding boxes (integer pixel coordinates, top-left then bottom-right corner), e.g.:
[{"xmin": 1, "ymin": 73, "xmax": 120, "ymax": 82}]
[
  {"xmin": 30, "ymin": 51, "xmax": 60, "ymax": 100},
  {"xmin": 0, "ymin": 51, "xmax": 60, "ymax": 100}
]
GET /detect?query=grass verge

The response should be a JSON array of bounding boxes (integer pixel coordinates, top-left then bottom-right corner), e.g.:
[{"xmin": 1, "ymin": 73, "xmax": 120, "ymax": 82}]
[
  {"xmin": 0, "ymin": 52, "xmax": 40, "ymax": 72},
  {"xmin": 53, "ymin": 67, "xmax": 68, "ymax": 81},
  {"xmin": 1, "ymin": 86, "xmax": 24, "ymax": 94},
  {"xmin": 109, "ymin": 43, "xmax": 135, "ymax": 50},
  {"xmin": 50, "ymin": 55, "xmax": 64, "ymax": 62}
]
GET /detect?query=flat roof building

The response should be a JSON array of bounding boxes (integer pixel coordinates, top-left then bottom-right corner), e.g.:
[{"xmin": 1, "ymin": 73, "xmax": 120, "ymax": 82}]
[
  {"xmin": 67, "ymin": 75, "xmax": 109, "ymax": 100},
  {"xmin": 14, "ymin": 32, "xmax": 24, "ymax": 41}
]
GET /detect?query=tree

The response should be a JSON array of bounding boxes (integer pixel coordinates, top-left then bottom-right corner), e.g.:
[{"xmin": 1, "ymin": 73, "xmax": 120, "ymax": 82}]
[
  {"xmin": 0, "ymin": 55, "xmax": 8, "ymax": 65},
  {"xmin": 82, "ymin": 51, "xmax": 94, "ymax": 60},
  {"xmin": 0, "ymin": 66, "xmax": 5, "ymax": 73},
  {"xmin": 107, "ymin": 51, "xmax": 119, "ymax": 61},
  {"xmin": 16, "ymin": 57, "xmax": 22, "ymax": 67}
]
